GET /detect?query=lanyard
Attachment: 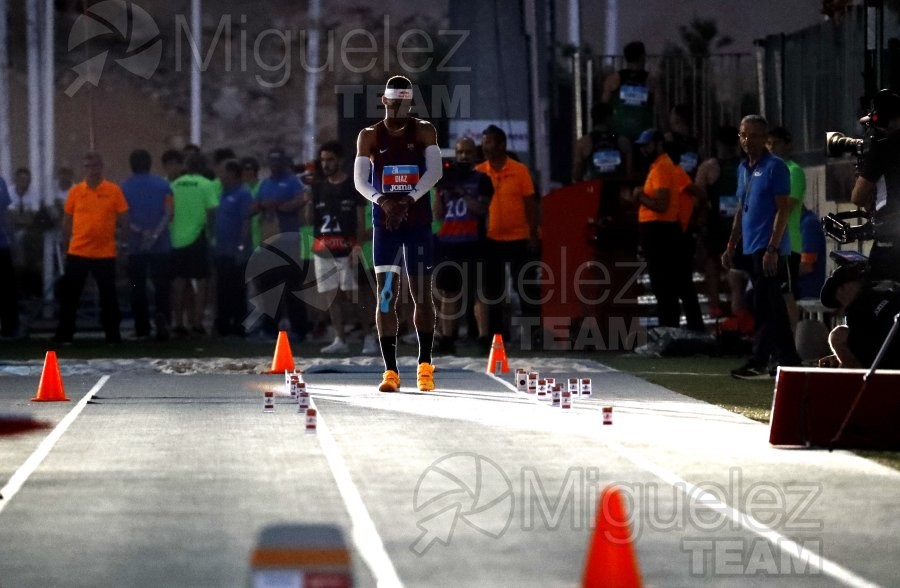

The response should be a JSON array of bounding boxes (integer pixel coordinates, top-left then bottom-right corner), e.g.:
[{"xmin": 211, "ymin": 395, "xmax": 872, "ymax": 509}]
[{"xmin": 741, "ymin": 162, "xmax": 759, "ymax": 213}]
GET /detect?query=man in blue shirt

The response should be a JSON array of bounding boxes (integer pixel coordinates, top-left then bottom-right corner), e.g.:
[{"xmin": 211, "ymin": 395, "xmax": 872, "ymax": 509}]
[
  {"xmin": 251, "ymin": 146, "xmax": 310, "ymax": 340},
  {"xmin": 214, "ymin": 160, "xmax": 254, "ymax": 337},
  {"xmin": 797, "ymin": 206, "xmax": 826, "ymax": 300},
  {"xmin": 0, "ymin": 177, "xmax": 20, "ymax": 338},
  {"xmin": 721, "ymin": 115, "xmax": 801, "ymax": 379},
  {"xmin": 121, "ymin": 149, "xmax": 173, "ymax": 341}
]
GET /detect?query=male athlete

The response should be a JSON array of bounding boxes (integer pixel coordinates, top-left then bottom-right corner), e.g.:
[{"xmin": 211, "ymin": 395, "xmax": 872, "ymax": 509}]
[{"xmin": 354, "ymin": 75, "xmax": 443, "ymax": 392}]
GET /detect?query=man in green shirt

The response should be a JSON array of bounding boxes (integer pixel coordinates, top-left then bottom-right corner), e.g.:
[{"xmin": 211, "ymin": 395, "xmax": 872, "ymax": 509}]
[
  {"xmin": 767, "ymin": 127, "xmax": 806, "ymax": 327},
  {"xmin": 170, "ymin": 153, "xmax": 219, "ymax": 336}
]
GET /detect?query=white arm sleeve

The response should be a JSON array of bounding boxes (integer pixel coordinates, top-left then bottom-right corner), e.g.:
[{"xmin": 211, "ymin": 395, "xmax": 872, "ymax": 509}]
[
  {"xmin": 354, "ymin": 156, "xmax": 380, "ymax": 203},
  {"xmin": 408, "ymin": 145, "xmax": 444, "ymax": 202}
]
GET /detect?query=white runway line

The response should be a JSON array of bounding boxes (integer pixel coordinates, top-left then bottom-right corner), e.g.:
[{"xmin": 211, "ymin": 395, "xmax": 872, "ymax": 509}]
[
  {"xmin": 314, "ymin": 402, "xmax": 404, "ymax": 588},
  {"xmin": 0, "ymin": 375, "xmax": 110, "ymax": 514},
  {"xmin": 486, "ymin": 372, "xmax": 882, "ymax": 588}
]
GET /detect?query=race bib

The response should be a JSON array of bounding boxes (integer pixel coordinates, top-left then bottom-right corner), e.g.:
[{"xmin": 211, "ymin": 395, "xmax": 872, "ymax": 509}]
[
  {"xmin": 591, "ymin": 149, "xmax": 622, "ymax": 173},
  {"xmin": 679, "ymin": 152, "xmax": 699, "ymax": 174},
  {"xmin": 719, "ymin": 195, "xmax": 739, "ymax": 217},
  {"xmin": 381, "ymin": 165, "xmax": 420, "ymax": 194},
  {"xmin": 619, "ymin": 84, "xmax": 649, "ymax": 106}
]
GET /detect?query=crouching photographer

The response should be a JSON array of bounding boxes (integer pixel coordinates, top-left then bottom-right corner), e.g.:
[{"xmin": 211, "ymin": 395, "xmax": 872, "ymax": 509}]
[
  {"xmin": 818, "ymin": 263, "xmax": 900, "ymax": 369},
  {"xmin": 850, "ymin": 89, "xmax": 900, "ymax": 282}
]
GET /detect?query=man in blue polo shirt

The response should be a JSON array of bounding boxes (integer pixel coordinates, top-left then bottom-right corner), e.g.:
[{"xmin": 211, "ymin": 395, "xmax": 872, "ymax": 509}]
[
  {"xmin": 121, "ymin": 149, "xmax": 173, "ymax": 341},
  {"xmin": 721, "ymin": 115, "xmax": 801, "ymax": 379},
  {"xmin": 252, "ymin": 146, "xmax": 310, "ymax": 340}
]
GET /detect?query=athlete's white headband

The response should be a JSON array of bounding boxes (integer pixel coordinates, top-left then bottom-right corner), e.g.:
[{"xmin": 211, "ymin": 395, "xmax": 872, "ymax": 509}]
[{"xmin": 384, "ymin": 87, "xmax": 413, "ymax": 100}]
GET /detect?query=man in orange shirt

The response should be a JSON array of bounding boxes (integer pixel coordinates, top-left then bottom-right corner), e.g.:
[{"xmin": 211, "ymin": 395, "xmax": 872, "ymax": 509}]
[
  {"xmin": 53, "ymin": 152, "xmax": 129, "ymax": 344},
  {"xmin": 624, "ymin": 129, "xmax": 682, "ymax": 329},
  {"xmin": 476, "ymin": 125, "xmax": 540, "ymax": 347}
]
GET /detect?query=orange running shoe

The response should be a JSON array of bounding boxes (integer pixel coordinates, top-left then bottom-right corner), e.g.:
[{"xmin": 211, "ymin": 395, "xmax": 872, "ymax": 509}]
[
  {"xmin": 378, "ymin": 370, "xmax": 401, "ymax": 392},
  {"xmin": 417, "ymin": 362, "xmax": 435, "ymax": 391}
]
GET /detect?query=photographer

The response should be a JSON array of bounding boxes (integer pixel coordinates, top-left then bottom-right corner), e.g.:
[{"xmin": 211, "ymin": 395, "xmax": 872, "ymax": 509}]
[
  {"xmin": 851, "ymin": 89, "xmax": 900, "ymax": 282},
  {"xmin": 818, "ymin": 264, "xmax": 900, "ymax": 369}
]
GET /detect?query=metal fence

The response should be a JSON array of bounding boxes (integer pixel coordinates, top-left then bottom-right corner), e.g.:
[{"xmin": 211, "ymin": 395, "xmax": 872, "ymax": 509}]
[
  {"xmin": 760, "ymin": 7, "xmax": 868, "ymax": 159},
  {"xmin": 573, "ymin": 52, "xmax": 760, "ymax": 158}
]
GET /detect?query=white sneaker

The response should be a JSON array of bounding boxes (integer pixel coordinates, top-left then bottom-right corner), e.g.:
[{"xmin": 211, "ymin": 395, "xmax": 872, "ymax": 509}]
[
  {"xmin": 321, "ymin": 338, "xmax": 350, "ymax": 353},
  {"xmin": 362, "ymin": 334, "xmax": 379, "ymax": 355}
]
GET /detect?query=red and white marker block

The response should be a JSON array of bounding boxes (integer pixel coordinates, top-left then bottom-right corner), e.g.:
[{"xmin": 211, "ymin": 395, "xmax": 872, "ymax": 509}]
[
  {"xmin": 537, "ymin": 379, "xmax": 548, "ymax": 400},
  {"xmin": 551, "ymin": 384, "xmax": 561, "ymax": 407},
  {"xmin": 516, "ymin": 368, "xmax": 527, "ymax": 392},
  {"xmin": 568, "ymin": 378, "xmax": 579, "ymax": 395},
  {"xmin": 284, "ymin": 370, "xmax": 306, "ymax": 398},
  {"xmin": 527, "ymin": 372, "xmax": 539, "ymax": 395},
  {"xmin": 263, "ymin": 390, "xmax": 275, "ymax": 413},
  {"xmin": 580, "ymin": 378, "xmax": 592, "ymax": 396},
  {"xmin": 297, "ymin": 387, "xmax": 310, "ymax": 412},
  {"xmin": 602, "ymin": 406, "xmax": 613, "ymax": 425},
  {"xmin": 561, "ymin": 389, "xmax": 572, "ymax": 410},
  {"xmin": 305, "ymin": 408, "xmax": 317, "ymax": 433}
]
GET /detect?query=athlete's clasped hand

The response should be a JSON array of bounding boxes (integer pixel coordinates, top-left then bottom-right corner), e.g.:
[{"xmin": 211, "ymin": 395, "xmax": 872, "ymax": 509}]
[{"xmin": 378, "ymin": 195, "xmax": 413, "ymax": 230}]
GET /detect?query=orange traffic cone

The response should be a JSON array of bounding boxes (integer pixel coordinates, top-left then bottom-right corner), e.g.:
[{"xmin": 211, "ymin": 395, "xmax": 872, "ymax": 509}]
[
  {"xmin": 485, "ymin": 334, "xmax": 509, "ymax": 374},
  {"xmin": 32, "ymin": 351, "xmax": 70, "ymax": 402},
  {"xmin": 582, "ymin": 486, "xmax": 642, "ymax": 588},
  {"xmin": 266, "ymin": 331, "xmax": 296, "ymax": 374}
]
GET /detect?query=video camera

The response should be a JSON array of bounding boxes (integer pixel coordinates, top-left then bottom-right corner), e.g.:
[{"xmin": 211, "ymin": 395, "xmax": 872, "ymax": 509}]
[{"xmin": 825, "ymin": 88, "xmax": 900, "ymax": 160}]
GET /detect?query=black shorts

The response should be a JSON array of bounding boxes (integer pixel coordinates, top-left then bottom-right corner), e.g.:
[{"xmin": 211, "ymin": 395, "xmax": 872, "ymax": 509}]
[
  {"xmin": 171, "ymin": 233, "xmax": 210, "ymax": 279},
  {"xmin": 787, "ymin": 252, "xmax": 800, "ymax": 296}
]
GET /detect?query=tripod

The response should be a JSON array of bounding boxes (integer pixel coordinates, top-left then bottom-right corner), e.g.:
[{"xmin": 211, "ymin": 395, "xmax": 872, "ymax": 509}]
[{"xmin": 829, "ymin": 311, "xmax": 900, "ymax": 450}]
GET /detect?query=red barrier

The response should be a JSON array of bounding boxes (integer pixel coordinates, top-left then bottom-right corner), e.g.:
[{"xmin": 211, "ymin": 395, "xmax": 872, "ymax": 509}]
[
  {"xmin": 540, "ymin": 181, "xmax": 642, "ymax": 350},
  {"xmin": 769, "ymin": 367, "xmax": 900, "ymax": 449}
]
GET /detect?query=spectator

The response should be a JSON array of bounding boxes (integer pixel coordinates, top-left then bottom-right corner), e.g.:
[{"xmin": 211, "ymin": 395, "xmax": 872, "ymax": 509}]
[
  {"xmin": 213, "ymin": 160, "xmax": 254, "ymax": 337},
  {"xmin": 767, "ymin": 126, "xmax": 806, "ymax": 326},
  {"xmin": 722, "ymin": 115, "xmax": 802, "ymax": 379},
  {"xmin": 0, "ymin": 177, "xmax": 20, "ymax": 338},
  {"xmin": 253, "ymin": 146, "xmax": 310, "ymax": 340},
  {"xmin": 7, "ymin": 167, "xmax": 43, "ymax": 298},
  {"xmin": 353, "ymin": 75, "xmax": 443, "ymax": 392},
  {"xmin": 796, "ymin": 205, "xmax": 827, "ymax": 300},
  {"xmin": 601, "ymin": 40, "xmax": 655, "ymax": 175},
  {"xmin": 311, "ymin": 141, "xmax": 376, "ymax": 354},
  {"xmin": 673, "ymin": 164, "xmax": 706, "ymax": 332},
  {"xmin": 695, "ymin": 125, "xmax": 743, "ymax": 319},
  {"xmin": 665, "ymin": 104, "xmax": 701, "ymax": 178},
  {"xmin": 476, "ymin": 124, "xmax": 541, "ymax": 347},
  {"xmin": 53, "ymin": 151, "xmax": 128, "ymax": 344},
  {"xmin": 211, "ymin": 147, "xmax": 237, "ymax": 199},
  {"xmin": 45, "ymin": 165, "xmax": 76, "ymax": 288},
  {"xmin": 54, "ymin": 166, "xmax": 75, "ymax": 209},
  {"xmin": 572, "ymin": 101, "xmax": 637, "ymax": 255},
  {"xmin": 161, "ymin": 149, "xmax": 185, "ymax": 183},
  {"xmin": 121, "ymin": 149, "xmax": 173, "ymax": 341},
  {"xmin": 623, "ymin": 129, "xmax": 686, "ymax": 330},
  {"xmin": 818, "ymin": 264, "xmax": 900, "ymax": 369},
  {"xmin": 434, "ymin": 136, "xmax": 493, "ymax": 353},
  {"xmin": 170, "ymin": 152, "xmax": 218, "ymax": 336},
  {"xmin": 572, "ymin": 102, "xmax": 624, "ymax": 183},
  {"xmin": 240, "ymin": 156, "xmax": 263, "ymax": 249}
]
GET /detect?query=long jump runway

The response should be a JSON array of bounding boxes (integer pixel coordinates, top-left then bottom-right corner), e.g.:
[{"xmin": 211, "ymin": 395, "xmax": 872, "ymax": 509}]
[{"xmin": 1, "ymin": 358, "xmax": 898, "ymax": 587}]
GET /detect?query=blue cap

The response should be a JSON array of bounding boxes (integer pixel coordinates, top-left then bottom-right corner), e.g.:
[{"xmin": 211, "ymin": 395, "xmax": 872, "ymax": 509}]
[{"xmin": 635, "ymin": 128, "xmax": 660, "ymax": 145}]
